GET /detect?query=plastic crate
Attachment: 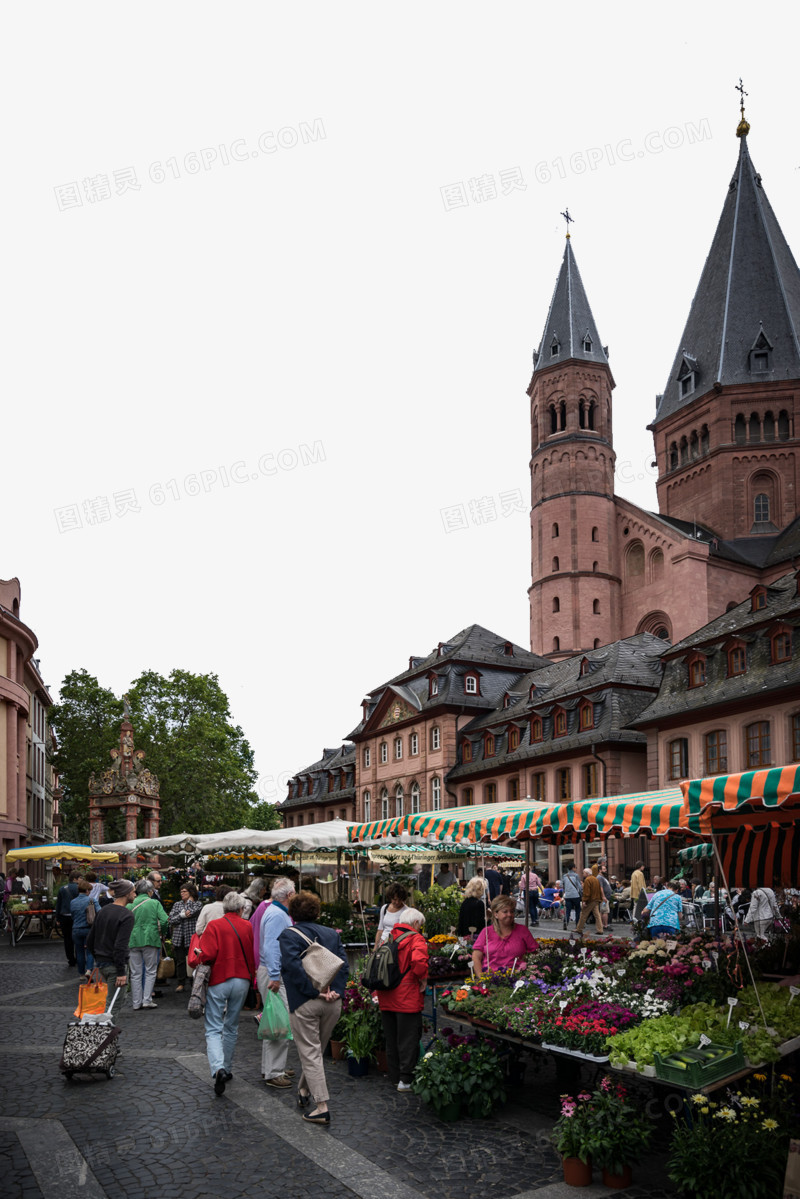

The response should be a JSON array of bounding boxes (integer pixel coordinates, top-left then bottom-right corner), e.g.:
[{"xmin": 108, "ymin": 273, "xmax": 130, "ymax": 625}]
[{"xmin": 654, "ymin": 1040, "xmax": 745, "ymax": 1088}]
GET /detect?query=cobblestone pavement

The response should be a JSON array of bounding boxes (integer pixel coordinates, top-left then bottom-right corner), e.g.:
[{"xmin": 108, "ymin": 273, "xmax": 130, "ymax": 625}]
[{"xmin": 1, "ymin": 936, "xmax": 676, "ymax": 1199}]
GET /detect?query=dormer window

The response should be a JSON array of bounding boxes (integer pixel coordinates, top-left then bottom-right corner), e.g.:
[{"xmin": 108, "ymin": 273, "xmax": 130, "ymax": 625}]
[
  {"xmin": 554, "ymin": 708, "xmax": 568, "ymax": 737},
  {"xmin": 677, "ymin": 354, "xmax": 697, "ymax": 399},
  {"xmin": 550, "ymin": 335, "xmax": 560, "ymax": 357},
  {"xmin": 580, "ymin": 657, "xmax": 590, "ymax": 676},
  {"xmin": 530, "ymin": 716, "xmax": 543, "ymax": 743},
  {"xmin": 529, "ymin": 684, "xmax": 537, "ymax": 700},
  {"xmin": 503, "ymin": 641, "xmax": 513, "ymax": 656},
  {"xmin": 583, "ymin": 334, "xmax": 593, "ymax": 353},
  {"xmin": 751, "ymin": 586, "xmax": 767, "ymax": 612},
  {"xmin": 688, "ymin": 655, "xmax": 706, "ymax": 688},
  {"xmin": 508, "ymin": 726, "xmax": 520, "ymax": 751},
  {"xmin": 579, "ymin": 702, "xmax": 594, "ymax": 730},
  {"xmin": 464, "ymin": 673, "xmax": 479, "ymax": 695},
  {"xmin": 727, "ymin": 641, "xmax": 747, "ymax": 677},
  {"xmin": 749, "ymin": 329, "xmax": 773, "ymax": 373},
  {"xmin": 462, "ymin": 740, "xmax": 473, "ymax": 763},
  {"xmin": 484, "ymin": 733, "xmax": 495, "ymax": 758},
  {"xmin": 770, "ymin": 626, "xmax": 792, "ymax": 664},
  {"xmin": 429, "ymin": 674, "xmax": 439, "ymax": 697}
]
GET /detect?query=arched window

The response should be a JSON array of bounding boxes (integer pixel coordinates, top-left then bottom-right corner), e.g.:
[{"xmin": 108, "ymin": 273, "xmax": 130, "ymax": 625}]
[
  {"xmin": 689, "ymin": 430, "xmax": 699, "ymax": 459},
  {"xmin": 688, "ymin": 656, "xmax": 706, "ymax": 687},
  {"xmin": 380, "ymin": 788, "xmax": 389, "ymax": 819},
  {"xmin": 552, "ymin": 522, "xmax": 559, "ymax": 538},
  {"xmin": 553, "ymin": 636, "xmax": 560, "ymax": 652},
  {"xmin": 734, "ymin": 414, "xmax": 746, "ymax": 444},
  {"xmin": 431, "ymin": 777, "xmax": 441, "ymax": 811},
  {"xmin": 680, "ymin": 436, "xmax": 689, "ymax": 464},
  {"xmin": 362, "ymin": 791, "xmax": 371, "ymax": 822},
  {"xmin": 588, "ymin": 400, "xmax": 596, "ymax": 431},
  {"xmin": 669, "ymin": 442, "xmax": 678, "ymax": 470},
  {"xmin": 771, "ymin": 631, "xmax": 792, "ymax": 663},
  {"xmin": 700, "ymin": 425, "xmax": 709, "ymax": 454},
  {"xmin": 559, "ymin": 400, "xmax": 566, "ymax": 430},
  {"xmin": 579, "ymin": 702, "xmax": 594, "ymax": 730},
  {"xmin": 363, "ymin": 747, "xmax": 371, "ymax": 768},
  {"xmin": 465, "ymin": 673, "xmax": 478, "ymax": 695},
  {"xmin": 704, "ymin": 731, "xmax": 727, "ymax": 775},
  {"xmin": 592, "ymin": 598, "xmax": 600, "ymax": 614},
  {"xmin": 380, "ymin": 741, "xmax": 388, "ymax": 764},
  {"xmin": 668, "ymin": 738, "xmax": 688, "ymax": 780},
  {"xmin": 409, "ymin": 732, "xmax": 419, "ymax": 755},
  {"xmin": 553, "ymin": 596, "xmax": 560, "ymax": 613},
  {"xmin": 749, "ymin": 412, "xmax": 761, "ymax": 442},
  {"xmin": 592, "ymin": 561, "xmax": 598, "ymax": 572},
  {"xmin": 395, "ymin": 784, "xmax": 404, "ymax": 817},
  {"xmin": 484, "ymin": 734, "xmax": 495, "ymax": 758},
  {"xmin": 626, "ymin": 540, "xmax": 645, "ymax": 585},
  {"xmin": 508, "ymin": 726, "xmax": 520, "ymax": 751},
  {"xmin": 554, "ymin": 709, "xmax": 567, "ymax": 737},
  {"xmin": 579, "ymin": 398, "xmax": 586, "ymax": 429},
  {"xmin": 431, "ymin": 726, "xmax": 441, "ymax": 751},
  {"xmin": 778, "ymin": 410, "xmax": 790, "ymax": 440},
  {"xmin": 754, "ymin": 493, "xmax": 770, "ymax": 523},
  {"xmin": 591, "ymin": 527, "xmax": 599, "ymax": 542},
  {"xmin": 552, "ymin": 556, "xmax": 559, "ymax": 572},
  {"xmin": 410, "ymin": 782, "xmax": 420, "ymax": 814},
  {"xmin": 549, "ymin": 404, "xmax": 558, "ymax": 434},
  {"xmin": 651, "ymin": 548, "xmax": 664, "ymax": 580},
  {"xmin": 593, "ymin": 638, "xmax": 600, "ymax": 648},
  {"xmin": 764, "ymin": 411, "xmax": 775, "ymax": 441},
  {"xmin": 746, "ymin": 722, "xmax": 771, "ymax": 768},
  {"xmin": 462, "ymin": 740, "xmax": 473, "ymax": 763},
  {"xmin": 530, "ymin": 716, "xmax": 543, "ymax": 742},
  {"xmin": 728, "ymin": 644, "xmax": 746, "ymax": 676},
  {"xmin": 394, "ymin": 736, "xmax": 403, "ymax": 760}
]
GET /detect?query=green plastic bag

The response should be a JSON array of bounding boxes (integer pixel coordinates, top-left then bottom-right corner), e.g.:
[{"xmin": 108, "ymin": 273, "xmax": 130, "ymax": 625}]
[{"xmin": 257, "ymin": 990, "xmax": 293, "ymax": 1042}]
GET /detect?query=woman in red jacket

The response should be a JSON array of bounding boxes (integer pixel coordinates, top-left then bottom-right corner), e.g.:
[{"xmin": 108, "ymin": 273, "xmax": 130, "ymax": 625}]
[
  {"xmin": 375, "ymin": 908, "xmax": 428, "ymax": 1092},
  {"xmin": 194, "ymin": 891, "xmax": 255, "ymax": 1096}
]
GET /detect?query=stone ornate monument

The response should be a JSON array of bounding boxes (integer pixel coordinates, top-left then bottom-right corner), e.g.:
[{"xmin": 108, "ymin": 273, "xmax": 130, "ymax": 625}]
[{"xmin": 87, "ymin": 697, "xmax": 161, "ymax": 845}]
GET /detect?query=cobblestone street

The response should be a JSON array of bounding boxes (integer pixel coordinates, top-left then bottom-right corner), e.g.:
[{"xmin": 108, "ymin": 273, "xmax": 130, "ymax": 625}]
[{"xmin": 1, "ymin": 937, "xmax": 677, "ymax": 1199}]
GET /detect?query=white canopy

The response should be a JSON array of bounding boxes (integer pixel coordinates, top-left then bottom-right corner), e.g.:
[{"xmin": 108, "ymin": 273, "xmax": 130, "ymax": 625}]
[
  {"xmin": 194, "ymin": 821, "xmax": 360, "ymax": 854},
  {"xmin": 92, "ymin": 832, "xmax": 200, "ymax": 855}
]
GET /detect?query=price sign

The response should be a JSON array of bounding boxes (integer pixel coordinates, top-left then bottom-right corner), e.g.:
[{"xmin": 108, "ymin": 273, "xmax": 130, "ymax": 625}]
[
  {"xmin": 559, "ymin": 1000, "xmax": 568, "ymax": 1011},
  {"xmin": 646, "ymin": 988, "xmax": 654, "ymax": 998},
  {"xmin": 512, "ymin": 979, "xmax": 525, "ymax": 993},
  {"xmin": 738, "ymin": 1021, "xmax": 750, "ymax": 1031},
  {"xmin": 699, "ymin": 1034, "xmax": 711, "ymax": 1047},
  {"xmin": 617, "ymin": 969, "xmax": 625, "ymax": 977},
  {"xmin": 580, "ymin": 947, "xmax": 588, "ymax": 958},
  {"xmin": 789, "ymin": 985, "xmax": 799, "ymax": 1002},
  {"xmin": 702, "ymin": 959, "xmax": 712, "ymax": 970},
  {"xmin": 711, "ymin": 951, "xmax": 719, "ymax": 964},
  {"xmin": 726, "ymin": 996, "xmax": 738, "ymax": 1028},
  {"xmin": 665, "ymin": 940, "xmax": 678, "ymax": 951},
  {"xmin": 727, "ymin": 997, "xmax": 739, "ymax": 1006}
]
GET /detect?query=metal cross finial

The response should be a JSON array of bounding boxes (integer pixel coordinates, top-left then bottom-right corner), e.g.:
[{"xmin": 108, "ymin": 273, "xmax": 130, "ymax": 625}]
[
  {"xmin": 735, "ymin": 78, "xmax": 748, "ymax": 113},
  {"xmin": 561, "ymin": 208, "xmax": 574, "ymax": 239}
]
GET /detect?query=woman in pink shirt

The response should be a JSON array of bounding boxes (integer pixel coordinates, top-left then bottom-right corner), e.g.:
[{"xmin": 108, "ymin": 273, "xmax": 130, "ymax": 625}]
[{"xmin": 471, "ymin": 895, "xmax": 538, "ymax": 975}]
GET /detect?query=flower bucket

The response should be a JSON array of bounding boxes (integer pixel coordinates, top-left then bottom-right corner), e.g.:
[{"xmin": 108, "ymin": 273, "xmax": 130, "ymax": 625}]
[
  {"xmin": 347, "ymin": 1057, "xmax": 370, "ymax": 1077},
  {"xmin": 435, "ymin": 1100, "xmax": 462, "ymax": 1122},
  {"xmin": 375, "ymin": 1049, "xmax": 388, "ymax": 1074},
  {"xmin": 562, "ymin": 1156, "xmax": 593, "ymax": 1186},
  {"xmin": 602, "ymin": 1165, "xmax": 632, "ymax": 1188},
  {"xmin": 330, "ymin": 1039, "xmax": 346, "ymax": 1061}
]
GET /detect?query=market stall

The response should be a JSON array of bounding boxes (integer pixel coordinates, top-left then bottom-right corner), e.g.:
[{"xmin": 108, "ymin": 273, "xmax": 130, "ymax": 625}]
[{"xmin": 5, "ymin": 843, "xmax": 120, "ymax": 946}]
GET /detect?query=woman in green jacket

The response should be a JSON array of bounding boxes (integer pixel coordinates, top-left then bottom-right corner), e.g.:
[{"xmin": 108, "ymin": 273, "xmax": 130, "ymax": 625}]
[{"xmin": 129, "ymin": 879, "xmax": 169, "ymax": 1009}]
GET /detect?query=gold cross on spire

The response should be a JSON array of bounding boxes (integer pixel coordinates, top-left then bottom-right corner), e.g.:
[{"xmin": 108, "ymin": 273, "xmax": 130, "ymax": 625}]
[
  {"xmin": 561, "ymin": 208, "xmax": 574, "ymax": 240},
  {"xmin": 736, "ymin": 78, "xmax": 750, "ymax": 138}
]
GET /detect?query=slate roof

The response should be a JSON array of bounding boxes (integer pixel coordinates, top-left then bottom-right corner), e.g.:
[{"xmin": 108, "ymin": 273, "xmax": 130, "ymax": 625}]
[
  {"xmin": 631, "ymin": 570, "xmax": 800, "ymax": 726},
  {"xmin": 531, "ymin": 239, "xmax": 610, "ymax": 376},
  {"xmin": 656, "ymin": 131, "xmax": 800, "ymax": 424},
  {"xmin": 640, "ymin": 509, "xmax": 800, "ymax": 570},
  {"xmin": 347, "ymin": 625, "xmax": 550, "ymax": 739},
  {"xmin": 282, "ymin": 744, "xmax": 356, "ymax": 809},
  {"xmin": 446, "ymin": 635, "xmax": 668, "ymax": 780}
]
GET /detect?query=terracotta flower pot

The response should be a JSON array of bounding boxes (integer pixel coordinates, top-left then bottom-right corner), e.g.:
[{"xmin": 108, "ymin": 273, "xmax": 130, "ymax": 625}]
[
  {"xmin": 330, "ymin": 1039, "xmax": 345, "ymax": 1061},
  {"xmin": 602, "ymin": 1165, "xmax": 632, "ymax": 1188},
  {"xmin": 562, "ymin": 1156, "xmax": 593, "ymax": 1187}
]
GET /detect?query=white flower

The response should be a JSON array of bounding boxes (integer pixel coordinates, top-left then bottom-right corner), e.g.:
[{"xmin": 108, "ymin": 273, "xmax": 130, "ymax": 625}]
[{"xmin": 423, "ymin": 1052, "xmax": 433, "ymax": 1060}]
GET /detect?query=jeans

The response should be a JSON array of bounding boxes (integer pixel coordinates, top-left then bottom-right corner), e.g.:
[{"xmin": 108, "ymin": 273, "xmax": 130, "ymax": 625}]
[
  {"xmin": 527, "ymin": 895, "xmax": 540, "ymax": 924},
  {"xmin": 204, "ymin": 976, "xmax": 250, "ymax": 1077},
  {"xmin": 73, "ymin": 928, "xmax": 94, "ymax": 974},
  {"xmin": 58, "ymin": 915, "xmax": 75, "ymax": 964},
  {"xmin": 563, "ymin": 897, "xmax": 581, "ymax": 925}
]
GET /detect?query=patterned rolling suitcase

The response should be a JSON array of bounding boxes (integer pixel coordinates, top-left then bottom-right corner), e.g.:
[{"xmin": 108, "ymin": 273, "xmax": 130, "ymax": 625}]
[{"xmin": 60, "ymin": 986, "xmax": 123, "ymax": 1080}]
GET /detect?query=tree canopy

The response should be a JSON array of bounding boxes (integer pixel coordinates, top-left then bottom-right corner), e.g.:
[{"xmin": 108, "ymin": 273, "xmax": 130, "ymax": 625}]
[{"xmin": 50, "ymin": 668, "xmax": 280, "ymax": 841}]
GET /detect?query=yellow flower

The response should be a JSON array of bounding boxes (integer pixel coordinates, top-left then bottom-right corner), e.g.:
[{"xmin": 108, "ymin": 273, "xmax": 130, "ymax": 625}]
[
  {"xmin": 753, "ymin": 1073, "xmax": 767, "ymax": 1082},
  {"xmin": 700, "ymin": 1106, "xmax": 709, "ymax": 1115},
  {"xmin": 715, "ymin": 1107, "xmax": 737, "ymax": 1122},
  {"xmin": 762, "ymin": 1118, "xmax": 779, "ymax": 1130},
  {"xmin": 780, "ymin": 1074, "xmax": 792, "ymax": 1082},
  {"xmin": 741, "ymin": 1097, "xmax": 759, "ymax": 1107},
  {"xmin": 690, "ymin": 1094, "xmax": 706, "ymax": 1104}
]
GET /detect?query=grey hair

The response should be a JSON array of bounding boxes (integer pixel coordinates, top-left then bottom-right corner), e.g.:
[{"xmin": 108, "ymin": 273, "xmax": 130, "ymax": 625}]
[
  {"xmin": 135, "ymin": 879, "xmax": 154, "ymax": 895},
  {"xmin": 243, "ymin": 878, "xmax": 267, "ymax": 901},
  {"xmin": 270, "ymin": 876, "xmax": 296, "ymax": 903},
  {"xmin": 401, "ymin": 907, "xmax": 425, "ymax": 926},
  {"xmin": 222, "ymin": 891, "xmax": 245, "ymax": 913}
]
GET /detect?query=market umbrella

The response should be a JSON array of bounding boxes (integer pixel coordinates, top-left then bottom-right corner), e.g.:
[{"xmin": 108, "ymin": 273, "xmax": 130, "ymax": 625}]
[
  {"xmin": 6, "ymin": 842, "xmax": 120, "ymax": 863},
  {"xmin": 676, "ymin": 843, "xmax": 714, "ymax": 863},
  {"xmin": 348, "ymin": 800, "xmax": 558, "ymax": 846}
]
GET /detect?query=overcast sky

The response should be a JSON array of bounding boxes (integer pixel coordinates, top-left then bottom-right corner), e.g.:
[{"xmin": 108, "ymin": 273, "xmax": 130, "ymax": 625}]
[{"xmin": 4, "ymin": 4, "xmax": 797, "ymax": 809}]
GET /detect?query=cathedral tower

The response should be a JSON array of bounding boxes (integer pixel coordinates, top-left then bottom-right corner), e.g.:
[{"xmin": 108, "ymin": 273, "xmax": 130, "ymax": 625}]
[
  {"xmin": 651, "ymin": 108, "xmax": 800, "ymax": 540},
  {"xmin": 528, "ymin": 236, "xmax": 619, "ymax": 658}
]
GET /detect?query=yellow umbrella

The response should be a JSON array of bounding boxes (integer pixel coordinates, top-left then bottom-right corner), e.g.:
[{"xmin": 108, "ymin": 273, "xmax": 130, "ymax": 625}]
[{"xmin": 6, "ymin": 843, "xmax": 120, "ymax": 863}]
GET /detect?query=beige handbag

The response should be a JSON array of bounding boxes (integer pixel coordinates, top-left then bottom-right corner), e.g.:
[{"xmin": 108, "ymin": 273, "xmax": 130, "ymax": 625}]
[{"xmin": 290, "ymin": 928, "xmax": 343, "ymax": 991}]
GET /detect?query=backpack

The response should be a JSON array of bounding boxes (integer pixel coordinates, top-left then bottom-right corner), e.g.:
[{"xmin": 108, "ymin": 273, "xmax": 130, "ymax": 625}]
[{"xmin": 361, "ymin": 929, "xmax": 415, "ymax": 991}]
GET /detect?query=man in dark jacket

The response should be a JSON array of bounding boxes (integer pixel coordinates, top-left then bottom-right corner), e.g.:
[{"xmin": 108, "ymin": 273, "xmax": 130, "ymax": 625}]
[
  {"xmin": 575, "ymin": 869, "xmax": 604, "ymax": 937},
  {"xmin": 55, "ymin": 870, "xmax": 81, "ymax": 967},
  {"xmin": 86, "ymin": 879, "xmax": 136, "ymax": 1008}
]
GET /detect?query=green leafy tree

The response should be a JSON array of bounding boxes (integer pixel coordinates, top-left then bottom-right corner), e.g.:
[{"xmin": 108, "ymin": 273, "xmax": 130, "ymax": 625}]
[{"xmin": 50, "ymin": 668, "xmax": 280, "ymax": 839}]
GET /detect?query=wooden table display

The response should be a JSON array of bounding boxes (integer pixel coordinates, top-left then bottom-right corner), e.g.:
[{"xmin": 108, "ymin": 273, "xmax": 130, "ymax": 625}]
[{"xmin": 8, "ymin": 908, "xmax": 58, "ymax": 947}]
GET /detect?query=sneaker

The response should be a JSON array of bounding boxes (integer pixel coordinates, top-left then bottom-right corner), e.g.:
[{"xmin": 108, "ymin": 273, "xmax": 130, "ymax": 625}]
[
  {"xmin": 265, "ymin": 1074, "xmax": 293, "ymax": 1088},
  {"xmin": 142, "ymin": 1000, "xmax": 158, "ymax": 1008},
  {"xmin": 397, "ymin": 1082, "xmax": 413, "ymax": 1092}
]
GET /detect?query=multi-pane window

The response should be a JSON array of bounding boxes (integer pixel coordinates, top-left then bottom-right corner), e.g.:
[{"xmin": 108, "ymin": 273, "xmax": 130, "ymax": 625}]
[
  {"xmin": 728, "ymin": 646, "xmax": 746, "ymax": 676},
  {"xmin": 462, "ymin": 787, "xmax": 473, "ymax": 806},
  {"xmin": 704, "ymin": 730, "xmax": 728, "ymax": 775},
  {"xmin": 394, "ymin": 737, "xmax": 403, "ymax": 760},
  {"xmin": 363, "ymin": 747, "xmax": 371, "ymax": 768},
  {"xmin": 509, "ymin": 726, "xmax": 520, "ymax": 751},
  {"xmin": 431, "ymin": 777, "xmax": 441, "ymax": 810},
  {"xmin": 395, "ymin": 785, "xmax": 404, "ymax": 817},
  {"xmin": 531, "ymin": 716, "xmax": 543, "ymax": 742},
  {"xmin": 410, "ymin": 732, "xmax": 419, "ymax": 755},
  {"xmin": 410, "ymin": 783, "xmax": 420, "ymax": 814},
  {"xmin": 429, "ymin": 676, "xmax": 439, "ymax": 697},
  {"xmin": 689, "ymin": 659, "xmax": 706, "ymax": 687},
  {"xmin": 554, "ymin": 709, "xmax": 567, "ymax": 737},
  {"xmin": 485, "ymin": 783, "xmax": 497, "ymax": 804},
  {"xmin": 363, "ymin": 791, "xmax": 371, "ymax": 822},
  {"xmin": 772, "ymin": 632, "xmax": 792, "ymax": 663},
  {"xmin": 556, "ymin": 768, "xmax": 571, "ymax": 800},
  {"xmin": 431, "ymin": 726, "xmax": 441, "ymax": 751},
  {"xmin": 484, "ymin": 734, "xmax": 495, "ymax": 758},
  {"xmin": 380, "ymin": 742, "xmax": 388, "ymax": 764},
  {"xmin": 462, "ymin": 741, "xmax": 473, "ymax": 763},
  {"xmin": 465, "ymin": 675, "xmax": 477, "ymax": 694},
  {"xmin": 668, "ymin": 738, "xmax": 689, "ymax": 780},
  {"xmin": 532, "ymin": 773, "xmax": 546, "ymax": 801},
  {"xmin": 381, "ymin": 789, "xmax": 389, "ymax": 819},
  {"xmin": 583, "ymin": 762, "xmax": 598, "ymax": 798},
  {"xmin": 746, "ymin": 721, "xmax": 771, "ymax": 768},
  {"xmin": 792, "ymin": 714, "xmax": 800, "ymax": 761},
  {"xmin": 508, "ymin": 777, "xmax": 520, "ymax": 802},
  {"xmin": 579, "ymin": 703, "xmax": 594, "ymax": 730}
]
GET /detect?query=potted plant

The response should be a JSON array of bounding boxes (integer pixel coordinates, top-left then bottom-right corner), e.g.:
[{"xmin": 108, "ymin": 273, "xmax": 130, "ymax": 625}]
[
  {"xmin": 412, "ymin": 1033, "xmax": 505, "ymax": 1120},
  {"xmin": 338, "ymin": 979, "xmax": 381, "ymax": 1075},
  {"xmin": 584, "ymin": 1075, "xmax": 653, "ymax": 1187},
  {"xmin": 551, "ymin": 1090, "xmax": 595, "ymax": 1187}
]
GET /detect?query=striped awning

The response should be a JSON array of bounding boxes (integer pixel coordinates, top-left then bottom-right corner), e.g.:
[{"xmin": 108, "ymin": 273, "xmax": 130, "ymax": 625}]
[
  {"xmin": 676, "ymin": 842, "xmax": 714, "ymax": 863},
  {"xmin": 347, "ymin": 790, "xmax": 686, "ymax": 846},
  {"xmin": 680, "ymin": 765, "xmax": 800, "ymax": 835}
]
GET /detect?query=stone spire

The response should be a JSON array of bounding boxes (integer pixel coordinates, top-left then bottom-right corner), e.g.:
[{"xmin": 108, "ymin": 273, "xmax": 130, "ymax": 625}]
[
  {"xmin": 655, "ymin": 120, "xmax": 800, "ymax": 423},
  {"xmin": 532, "ymin": 236, "xmax": 609, "ymax": 374}
]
